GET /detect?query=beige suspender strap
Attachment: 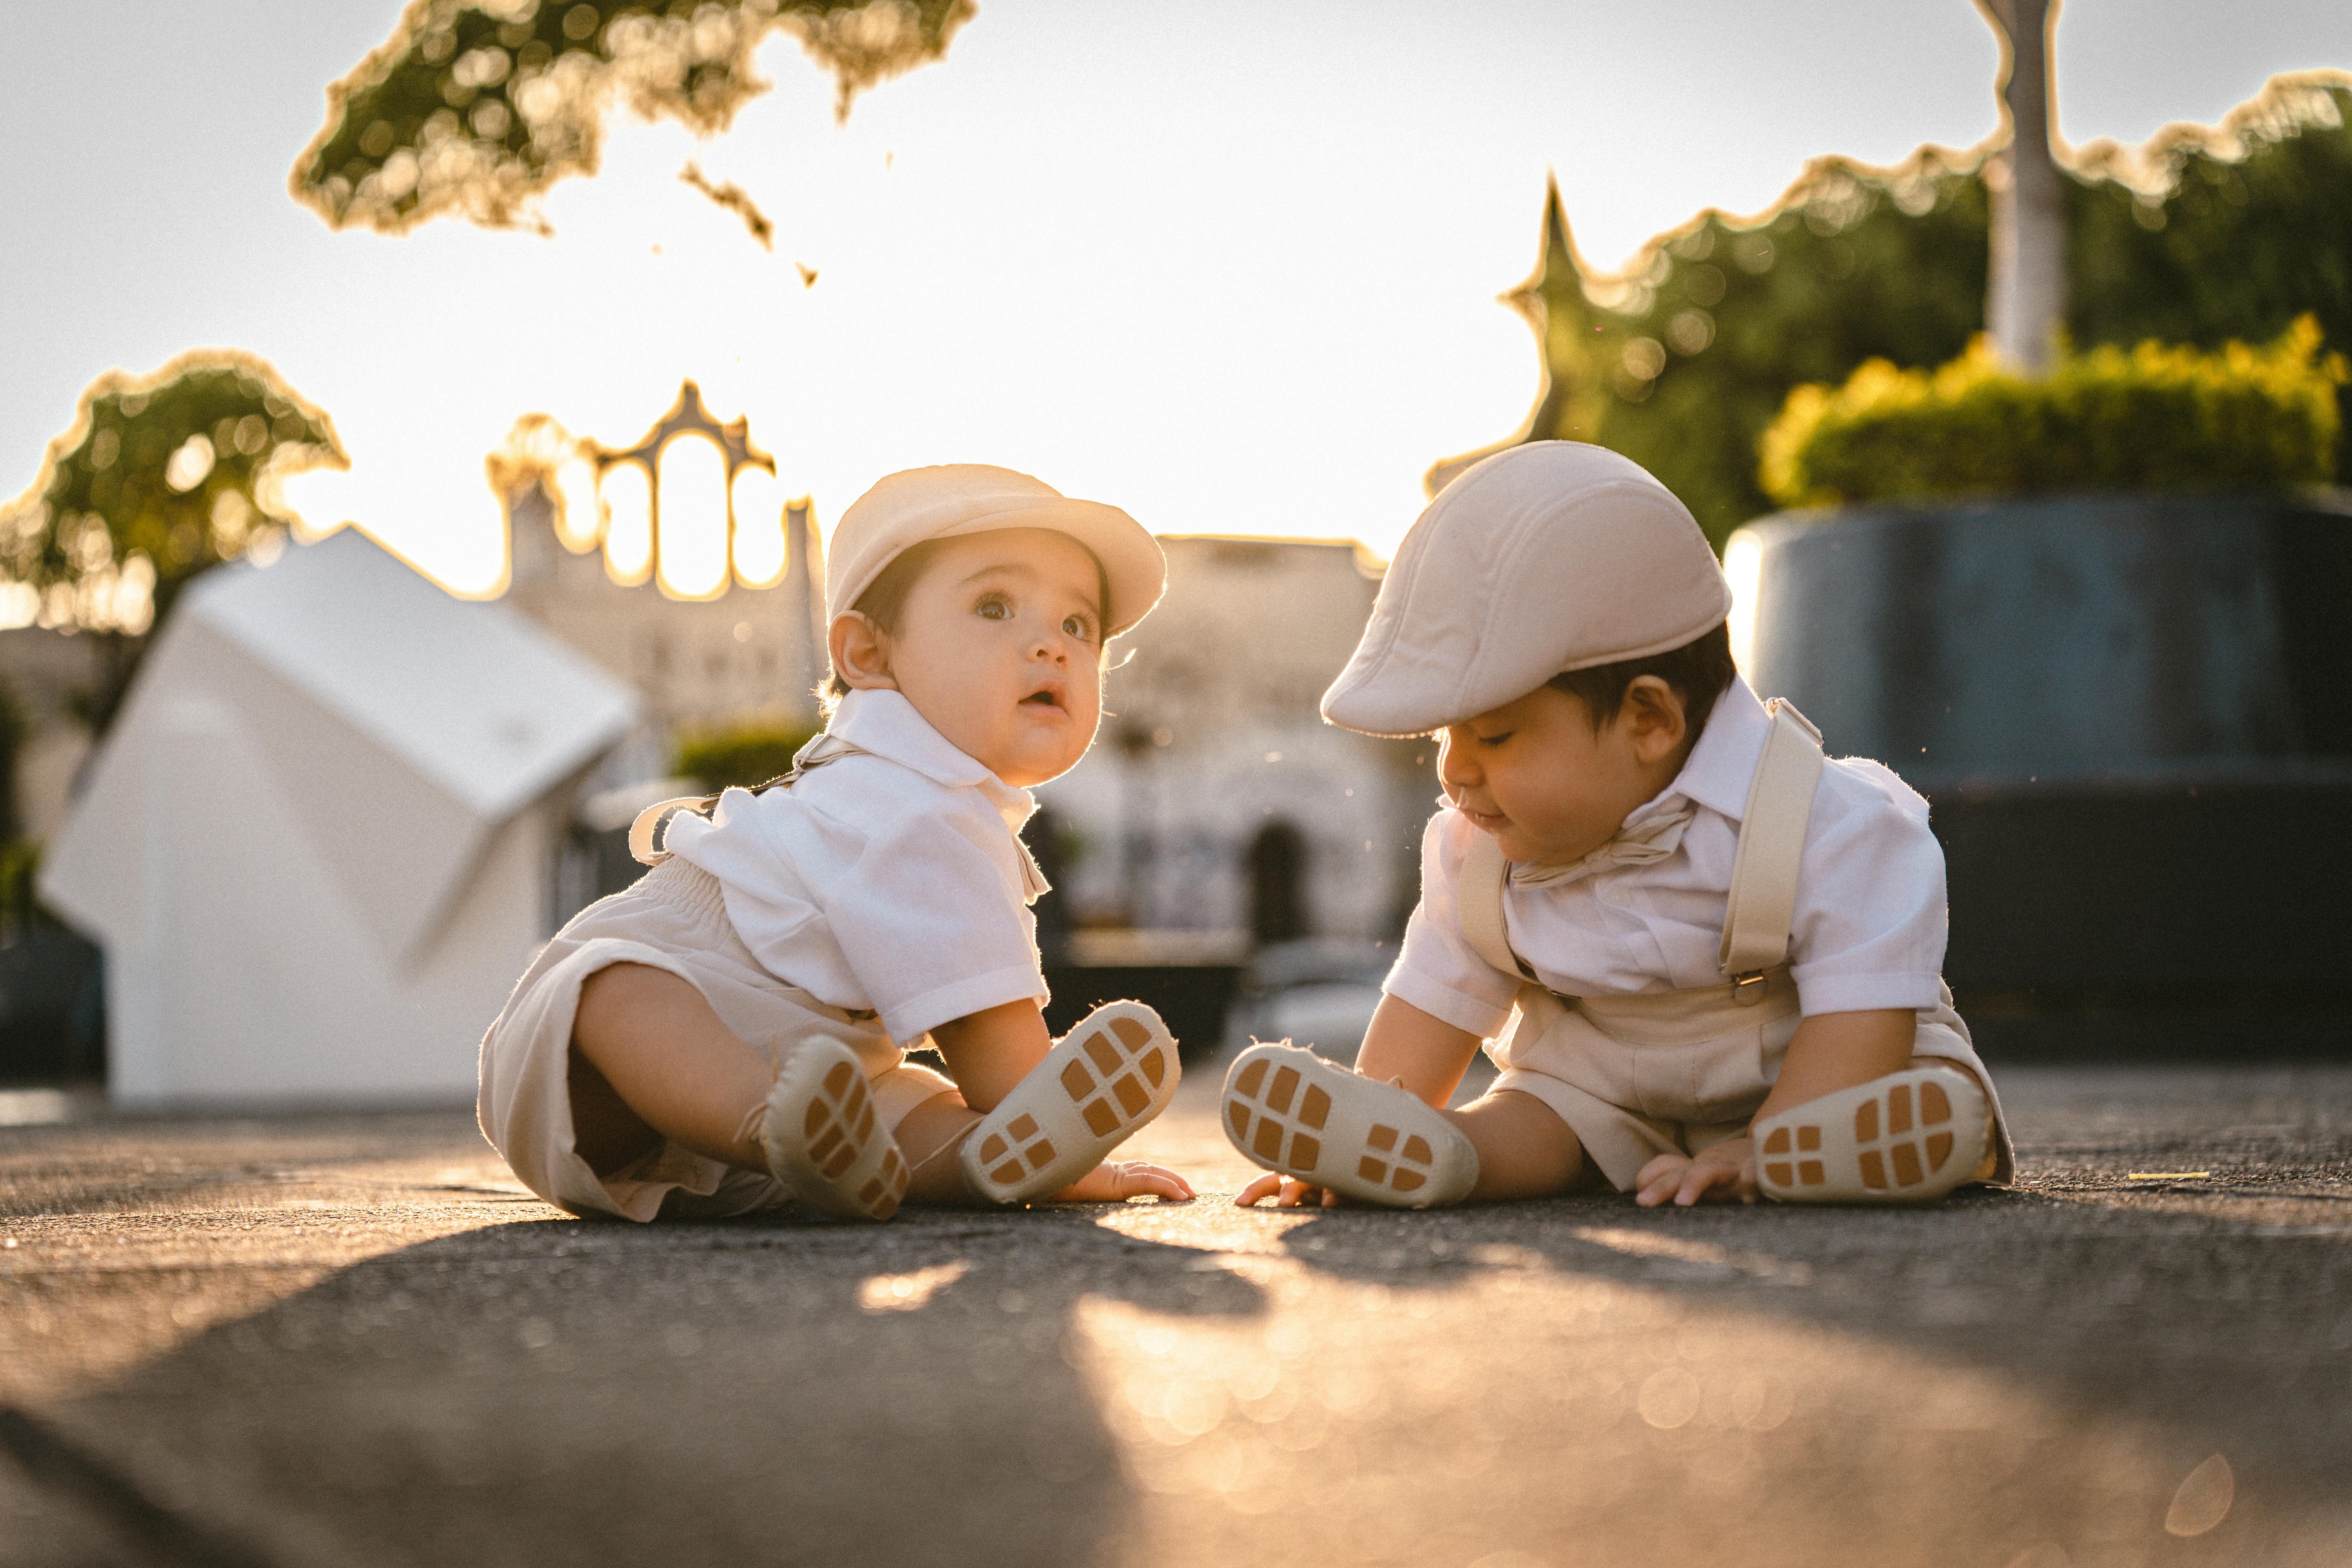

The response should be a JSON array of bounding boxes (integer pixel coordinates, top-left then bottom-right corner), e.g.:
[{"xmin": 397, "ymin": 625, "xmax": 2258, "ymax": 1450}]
[
  {"xmin": 624, "ymin": 736, "xmax": 875, "ymax": 868},
  {"xmin": 627, "ymin": 797, "xmax": 711, "ymax": 867},
  {"xmin": 1717, "ymin": 699, "xmax": 1826, "ymax": 1000},
  {"xmin": 1457, "ymin": 829, "xmax": 1529, "ymax": 980}
]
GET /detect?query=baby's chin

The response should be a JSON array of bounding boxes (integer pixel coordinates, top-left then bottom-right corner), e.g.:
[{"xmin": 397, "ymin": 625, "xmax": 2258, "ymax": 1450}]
[{"xmin": 981, "ymin": 730, "xmax": 1096, "ymax": 788}]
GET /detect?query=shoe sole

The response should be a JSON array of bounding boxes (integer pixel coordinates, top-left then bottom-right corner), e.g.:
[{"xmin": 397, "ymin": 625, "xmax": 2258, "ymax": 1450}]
[
  {"xmin": 1221, "ymin": 1042, "xmax": 1475, "ymax": 1209},
  {"xmin": 966, "ymin": 1003, "xmax": 1177, "ymax": 1203},
  {"xmin": 769, "ymin": 1044, "xmax": 907, "ymax": 1221},
  {"xmin": 1756, "ymin": 1067, "xmax": 1987, "ymax": 1204}
]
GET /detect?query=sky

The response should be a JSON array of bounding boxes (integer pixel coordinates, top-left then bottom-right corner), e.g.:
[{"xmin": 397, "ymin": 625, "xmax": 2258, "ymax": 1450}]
[{"xmin": 5, "ymin": 0, "xmax": 2351, "ymax": 602}]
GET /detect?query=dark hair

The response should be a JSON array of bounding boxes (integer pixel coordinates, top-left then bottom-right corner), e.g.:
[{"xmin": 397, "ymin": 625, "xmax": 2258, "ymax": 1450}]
[
  {"xmin": 1547, "ymin": 621, "xmax": 1736, "ymax": 744},
  {"xmin": 821, "ymin": 536, "xmax": 1112, "ymax": 703}
]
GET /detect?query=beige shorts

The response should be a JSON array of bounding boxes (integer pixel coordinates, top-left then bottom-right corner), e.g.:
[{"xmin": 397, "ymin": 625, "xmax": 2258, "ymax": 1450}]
[
  {"xmin": 477, "ymin": 859, "xmax": 956, "ymax": 1221},
  {"xmin": 1488, "ymin": 968, "xmax": 2012, "ymax": 1192}
]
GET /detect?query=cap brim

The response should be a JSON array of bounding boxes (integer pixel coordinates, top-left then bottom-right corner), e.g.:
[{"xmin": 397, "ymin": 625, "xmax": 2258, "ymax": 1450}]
[{"xmin": 931, "ymin": 497, "xmax": 1166, "ymax": 636}]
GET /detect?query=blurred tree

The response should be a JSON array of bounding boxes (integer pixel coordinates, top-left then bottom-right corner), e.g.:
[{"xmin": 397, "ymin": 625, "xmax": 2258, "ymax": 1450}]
[
  {"xmin": 291, "ymin": 0, "xmax": 974, "ymax": 235},
  {"xmin": 1475, "ymin": 72, "xmax": 2351, "ymax": 548},
  {"xmin": 1425, "ymin": 175, "xmax": 1611, "ymax": 494},
  {"xmin": 1575, "ymin": 149, "xmax": 1992, "ymax": 545},
  {"xmin": 0, "ymin": 350, "xmax": 345, "ymax": 728},
  {"xmin": 2067, "ymin": 75, "xmax": 2352, "ymax": 477}
]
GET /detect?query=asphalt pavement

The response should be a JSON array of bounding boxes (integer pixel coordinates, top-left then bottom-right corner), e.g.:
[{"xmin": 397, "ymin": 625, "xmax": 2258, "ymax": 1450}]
[{"xmin": 3, "ymin": 1060, "xmax": 2350, "ymax": 1568}]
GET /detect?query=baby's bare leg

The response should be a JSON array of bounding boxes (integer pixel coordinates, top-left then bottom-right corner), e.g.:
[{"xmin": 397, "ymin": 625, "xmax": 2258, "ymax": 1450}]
[
  {"xmin": 570, "ymin": 962, "xmax": 774, "ymax": 1175},
  {"xmin": 893, "ymin": 1091, "xmax": 985, "ymax": 1205},
  {"xmin": 1444, "ymin": 1088, "xmax": 1588, "ymax": 1201}
]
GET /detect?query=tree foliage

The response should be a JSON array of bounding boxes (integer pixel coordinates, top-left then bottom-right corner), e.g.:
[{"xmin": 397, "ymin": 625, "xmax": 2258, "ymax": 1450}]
[
  {"xmin": 291, "ymin": 0, "xmax": 974, "ymax": 235},
  {"xmin": 1517, "ymin": 73, "xmax": 2352, "ymax": 546},
  {"xmin": 0, "ymin": 351, "xmax": 344, "ymax": 638},
  {"xmin": 1760, "ymin": 317, "xmax": 2343, "ymax": 507}
]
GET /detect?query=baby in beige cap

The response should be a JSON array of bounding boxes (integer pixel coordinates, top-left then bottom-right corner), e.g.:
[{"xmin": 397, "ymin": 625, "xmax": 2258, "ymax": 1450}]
[
  {"xmin": 479, "ymin": 465, "xmax": 1193, "ymax": 1222},
  {"xmin": 1223, "ymin": 441, "xmax": 2013, "ymax": 1210}
]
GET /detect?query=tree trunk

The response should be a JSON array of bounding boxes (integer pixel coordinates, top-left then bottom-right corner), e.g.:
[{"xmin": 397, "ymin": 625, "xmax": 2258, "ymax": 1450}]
[{"xmin": 1978, "ymin": 0, "xmax": 2066, "ymax": 372}]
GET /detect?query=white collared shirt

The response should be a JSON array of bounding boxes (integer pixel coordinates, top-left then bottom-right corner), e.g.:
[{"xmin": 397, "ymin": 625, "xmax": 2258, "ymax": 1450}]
[
  {"xmin": 660, "ymin": 688, "xmax": 1048, "ymax": 1045},
  {"xmin": 1386, "ymin": 676, "xmax": 1950, "ymax": 1037}
]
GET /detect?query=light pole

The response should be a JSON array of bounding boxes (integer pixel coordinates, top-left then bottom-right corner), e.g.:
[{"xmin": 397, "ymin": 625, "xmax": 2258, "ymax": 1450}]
[{"xmin": 1977, "ymin": 0, "xmax": 2067, "ymax": 373}]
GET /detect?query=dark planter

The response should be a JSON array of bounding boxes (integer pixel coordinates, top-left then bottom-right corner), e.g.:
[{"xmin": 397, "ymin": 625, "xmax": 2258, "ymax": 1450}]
[{"xmin": 1738, "ymin": 491, "xmax": 2352, "ymax": 1057}]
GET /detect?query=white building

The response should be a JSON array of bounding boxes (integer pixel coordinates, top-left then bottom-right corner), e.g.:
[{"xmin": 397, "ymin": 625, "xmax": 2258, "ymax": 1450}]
[
  {"xmin": 39, "ymin": 529, "xmax": 635, "ymax": 1106},
  {"xmin": 1038, "ymin": 537, "xmax": 1432, "ymax": 947}
]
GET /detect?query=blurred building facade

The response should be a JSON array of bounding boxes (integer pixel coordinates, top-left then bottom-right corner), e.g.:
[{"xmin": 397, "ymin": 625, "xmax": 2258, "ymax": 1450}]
[
  {"xmin": 502, "ymin": 480, "xmax": 827, "ymax": 787},
  {"xmin": 1037, "ymin": 537, "xmax": 1431, "ymax": 948}
]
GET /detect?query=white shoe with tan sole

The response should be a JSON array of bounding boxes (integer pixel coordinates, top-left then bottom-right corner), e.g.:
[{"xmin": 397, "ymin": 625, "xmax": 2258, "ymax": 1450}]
[
  {"xmin": 1221, "ymin": 1041, "xmax": 1478, "ymax": 1209},
  {"xmin": 1754, "ymin": 1066, "xmax": 1989, "ymax": 1204},
  {"xmin": 759, "ymin": 1038, "xmax": 908, "ymax": 1221},
  {"xmin": 961, "ymin": 1001, "xmax": 1180, "ymax": 1204}
]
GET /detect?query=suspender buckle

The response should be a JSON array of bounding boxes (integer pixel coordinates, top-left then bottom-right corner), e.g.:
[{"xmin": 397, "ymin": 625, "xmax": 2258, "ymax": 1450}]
[{"xmin": 1731, "ymin": 971, "xmax": 1769, "ymax": 1006}]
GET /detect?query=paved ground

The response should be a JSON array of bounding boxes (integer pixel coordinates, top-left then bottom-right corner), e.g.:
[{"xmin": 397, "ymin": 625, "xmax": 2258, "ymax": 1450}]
[{"xmin": 2, "ymin": 1061, "xmax": 2350, "ymax": 1568}]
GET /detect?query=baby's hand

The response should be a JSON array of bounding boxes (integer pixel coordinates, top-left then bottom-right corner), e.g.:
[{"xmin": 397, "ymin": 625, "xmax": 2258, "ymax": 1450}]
[
  {"xmin": 1051, "ymin": 1160, "xmax": 1194, "ymax": 1204},
  {"xmin": 1235, "ymin": 1172, "xmax": 1341, "ymax": 1209},
  {"xmin": 1634, "ymin": 1137, "xmax": 1757, "ymax": 1208}
]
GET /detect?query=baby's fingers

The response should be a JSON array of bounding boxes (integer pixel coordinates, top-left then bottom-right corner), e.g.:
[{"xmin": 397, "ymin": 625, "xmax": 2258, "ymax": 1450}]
[
  {"xmin": 1113, "ymin": 1161, "xmax": 1193, "ymax": 1202},
  {"xmin": 1235, "ymin": 1172, "xmax": 1285, "ymax": 1208},
  {"xmin": 1635, "ymin": 1160, "xmax": 1690, "ymax": 1207},
  {"xmin": 1674, "ymin": 1162, "xmax": 1744, "ymax": 1207}
]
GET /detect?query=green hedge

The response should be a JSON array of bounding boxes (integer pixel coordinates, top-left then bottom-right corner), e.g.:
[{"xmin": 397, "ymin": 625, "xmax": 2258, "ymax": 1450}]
[
  {"xmin": 673, "ymin": 720, "xmax": 819, "ymax": 792},
  {"xmin": 1758, "ymin": 316, "xmax": 2344, "ymax": 508}
]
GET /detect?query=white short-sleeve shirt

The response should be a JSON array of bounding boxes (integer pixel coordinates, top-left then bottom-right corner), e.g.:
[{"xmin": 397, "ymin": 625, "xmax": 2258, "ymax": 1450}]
[
  {"xmin": 659, "ymin": 688, "xmax": 1049, "ymax": 1045},
  {"xmin": 1385, "ymin": 676, "xmax": 1950, "ymax": 1040}
]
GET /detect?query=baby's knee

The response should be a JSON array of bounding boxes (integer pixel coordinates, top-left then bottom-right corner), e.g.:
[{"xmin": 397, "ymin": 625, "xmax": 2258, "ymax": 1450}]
[{"xmin": 1457, "ymin": 1088, "xmax": 1586, "ymax": 1198}]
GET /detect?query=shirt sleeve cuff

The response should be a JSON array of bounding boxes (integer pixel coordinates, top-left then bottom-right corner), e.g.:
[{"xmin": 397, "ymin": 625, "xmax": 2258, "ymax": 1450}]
[
  {"xmin": 882, "ymin": 965, "xmax": 1049, "ymax": 1045},
  {"xmin": 1383, "ymin": 964, "xmax": 1516, "ymax": 1041},
  {"xmin": 1791, "ymin": 969, "xmax": 1944, "ymax": 1018}
]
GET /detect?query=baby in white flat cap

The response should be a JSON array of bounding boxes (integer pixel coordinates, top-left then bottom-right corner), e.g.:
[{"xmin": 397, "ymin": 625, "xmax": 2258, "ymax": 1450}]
[
  {"xmin": 479, "ymin": 464, "xmax": 1192, "ymax": 1222},
  {"xmin": 1224, "ymin": 441, "xmax": 2013, "ymax": 1210}
]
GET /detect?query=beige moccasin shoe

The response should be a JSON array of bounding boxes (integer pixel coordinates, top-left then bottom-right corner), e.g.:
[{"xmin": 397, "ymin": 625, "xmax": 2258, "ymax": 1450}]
[
  {"xmin": 1221, "ymin": 1041, "xmax": 1477, "ymax": 1209},
  {"xmin": 1754, "ymin": 1065, "xmax": 1989, "ymax": 1204},
  {"xmin": 961, "ymin": 1001, "xmax": 1180, "ymax": 1204},
  {"xmin": 757, "ymin": 1038, "xmax": 908, "ymax": 1221}
]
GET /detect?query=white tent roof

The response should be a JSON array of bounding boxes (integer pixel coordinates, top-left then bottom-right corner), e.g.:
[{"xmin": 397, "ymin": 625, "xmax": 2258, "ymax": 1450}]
[
  {"xmin": 47, "ymin": 528, "xmax": 636, "ymax": 971},
  {"xmin": 191, "ymin": 528, "xmax": 632, "ymax": 824}
]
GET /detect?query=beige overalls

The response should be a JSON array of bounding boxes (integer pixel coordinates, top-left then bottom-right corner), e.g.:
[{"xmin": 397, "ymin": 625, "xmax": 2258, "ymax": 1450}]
[{"xmin": 1458, "ymin": 700, "xmax": 2016, "ymax": 1192}]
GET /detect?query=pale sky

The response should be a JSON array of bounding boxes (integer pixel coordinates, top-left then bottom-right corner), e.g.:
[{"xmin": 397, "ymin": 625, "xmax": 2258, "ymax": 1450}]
[{"xmin": 6, "ymin": 1, "xmax": 2350, "ymax": 599}]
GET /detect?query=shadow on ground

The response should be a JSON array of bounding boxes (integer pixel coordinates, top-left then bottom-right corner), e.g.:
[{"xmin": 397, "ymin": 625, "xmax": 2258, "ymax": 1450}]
[{"xmin": 22, "ymin": 1208, "xmax": 1263, "ymax": 1568}]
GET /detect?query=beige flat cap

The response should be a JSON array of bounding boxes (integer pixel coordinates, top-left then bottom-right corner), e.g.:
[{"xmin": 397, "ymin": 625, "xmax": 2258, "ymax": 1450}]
[
  {"xmin": 828, "ymin": 464, "xmax": 1165, "ymax": 636},
  {"xmin": 1322, "ymin": 442, "xmax": 1732, "ymax": 737}
]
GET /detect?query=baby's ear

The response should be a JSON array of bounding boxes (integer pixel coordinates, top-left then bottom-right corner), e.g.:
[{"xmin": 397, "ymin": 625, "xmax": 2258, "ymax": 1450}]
[
  {"xmin": 828, "ymin": 612, "xmax": 897, "ymax": 691},
  {"xmin": 1623, "ymin": 675, "xmax": 1688, "ymax": 759}
]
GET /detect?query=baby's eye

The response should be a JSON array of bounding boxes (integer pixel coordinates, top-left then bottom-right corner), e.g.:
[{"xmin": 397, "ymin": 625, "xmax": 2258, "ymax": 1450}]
[
  {"xmin": 975, "ymin": 593, "xmax": 1011, "ymax": 621},
  {"xmin": 1061, "ymin": 613, "xmax": 1096, "ymax": 640},
  {"xmin": 1477, "ymin": 731, "xmax": 1513, "ymax": 748}
]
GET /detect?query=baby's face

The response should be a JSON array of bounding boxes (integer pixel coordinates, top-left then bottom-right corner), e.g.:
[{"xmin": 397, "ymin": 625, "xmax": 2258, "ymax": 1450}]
[
  {"xmin": 1438, "ymin": 682, "xmax": 1686, "ymax": 866},
  {"xmin": 877, "ymin": 528, "xmax": 1106, "ymax": 787}
]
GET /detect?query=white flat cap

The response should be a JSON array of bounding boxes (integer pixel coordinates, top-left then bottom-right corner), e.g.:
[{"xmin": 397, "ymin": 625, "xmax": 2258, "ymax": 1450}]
[
  {"xmin": 1322, "ymin": 442, "xmax": 1732, "ymax": 736},
  {"xmin": 827, "ymin": 464, "xmax": 1166, "ymax": 636}
]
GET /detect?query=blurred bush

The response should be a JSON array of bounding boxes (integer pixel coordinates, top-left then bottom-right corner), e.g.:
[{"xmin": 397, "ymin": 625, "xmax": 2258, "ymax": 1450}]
[
  {"xmin": 1539, "ymin": 75, "xmax": 2352, "ymax": 545},
  {"xmin": 674, "ymin": 718, "xmax": 820, "ymax": 791},
  {"xmin": 293, "ymin": 0, "xmax": 974, "ymax": 235},
  {"xmin": 1759, "ymin": 317, "xmax": 2345, "ymax": 507}
]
